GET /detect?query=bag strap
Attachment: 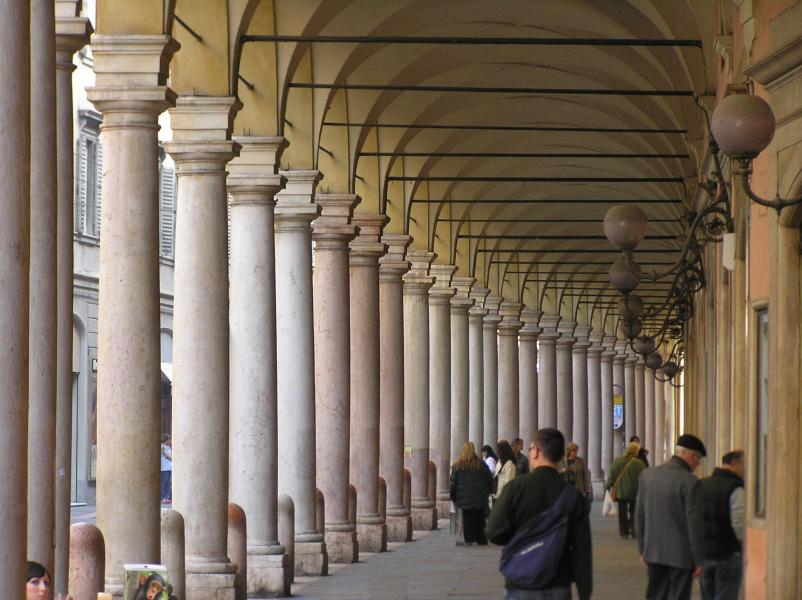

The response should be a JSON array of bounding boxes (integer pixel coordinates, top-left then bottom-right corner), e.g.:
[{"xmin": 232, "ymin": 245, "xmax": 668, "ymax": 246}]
[{"xmin": 611, "ymin": 456, "xmax": 636, "ymax": 490}]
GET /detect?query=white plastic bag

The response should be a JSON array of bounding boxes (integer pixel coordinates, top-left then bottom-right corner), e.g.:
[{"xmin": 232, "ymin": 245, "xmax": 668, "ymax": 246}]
[{"xmin": 602, "ymin": 490, "xmax": 618, "ymax": 517}]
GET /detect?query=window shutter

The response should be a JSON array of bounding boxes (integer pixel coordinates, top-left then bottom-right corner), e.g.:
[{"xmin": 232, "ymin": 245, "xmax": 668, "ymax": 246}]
[
  {"xmin": 75, "ymin": 135, "xmax": 88, "ymax": 233},
  {"xmin": 94, "ymin": 140, "xmax": 103, "ymax": 237},
  {"xmin": 159, "ymin": 165, "xmax": 176, "ymax": 257}
]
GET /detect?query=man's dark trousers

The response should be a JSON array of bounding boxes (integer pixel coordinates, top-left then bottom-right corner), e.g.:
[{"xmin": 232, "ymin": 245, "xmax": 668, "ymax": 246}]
[
  {"xmin": 646, "ymin": 563, "xmax": 693, "ymax": 600},
  {"xmin": 700, "ymin": 553, "xmax": 741, "ymax": 600}
]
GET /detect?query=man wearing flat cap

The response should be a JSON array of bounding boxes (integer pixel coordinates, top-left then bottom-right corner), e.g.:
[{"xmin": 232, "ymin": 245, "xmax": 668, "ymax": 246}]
[{"xmin": 635, "ymin": 434, "xmax": 707, "ymax": 600}]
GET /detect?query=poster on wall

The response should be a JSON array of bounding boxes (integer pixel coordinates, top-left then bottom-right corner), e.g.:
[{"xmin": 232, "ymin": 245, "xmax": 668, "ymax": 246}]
[
  {"xmin": 613, "ymin": 394, "xmax": 624, "ymax": 430},
  {"xmin": 123, "ymin": 564, "xmax": 175, "ymax": 600}
]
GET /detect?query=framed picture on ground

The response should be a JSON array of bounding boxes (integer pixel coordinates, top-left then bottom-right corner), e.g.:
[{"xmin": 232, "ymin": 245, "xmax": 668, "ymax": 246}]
[{"xmin": 123, "ymin": 564, "xmax": 172, "ymax": 600}]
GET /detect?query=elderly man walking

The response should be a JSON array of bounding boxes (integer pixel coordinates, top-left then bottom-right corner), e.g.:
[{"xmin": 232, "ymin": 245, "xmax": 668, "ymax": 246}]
[{"xmin": 635, "ymin": 434, "xmax": 707, "ymax": 600}]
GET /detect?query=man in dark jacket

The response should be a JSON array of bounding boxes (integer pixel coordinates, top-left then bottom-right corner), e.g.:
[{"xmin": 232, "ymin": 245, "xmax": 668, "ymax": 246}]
[
  {"xmin": 486, "ymin": 428, "xmax": 592, "ymax": 600},
  {"xmin": 635, "ymin": 434, "xmax": 706, "ymax": 600},
  {"xmin": 700, "ymin": 450, "xmax": 745, "ymax": 600},
  {"xmin": 513, "ymin": 437, "xmax": 530, "ymax": 475}
]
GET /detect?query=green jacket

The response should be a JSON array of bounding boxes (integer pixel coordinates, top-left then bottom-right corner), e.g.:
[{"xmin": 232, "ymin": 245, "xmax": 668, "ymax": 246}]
[{"xmin": 605, "ymin": 455, "xmax": 646, "ymax": 500}]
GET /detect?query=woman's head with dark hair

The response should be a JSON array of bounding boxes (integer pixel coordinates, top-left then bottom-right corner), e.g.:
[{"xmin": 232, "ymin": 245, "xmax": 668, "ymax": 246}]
[
  {"xmin": 26, "ymin": 562, "xmax": 51, "ymax": 600},
  {"xmin": 27, "ymin": 561, "xmax": 49, "ymax": 582},
  {"xmin": 481, "ymin": 445, "xmax": 497, "ymax": 460},
  {"xmin": 497, "ymin": 440, "xmax": 516, "ymax": 465}
]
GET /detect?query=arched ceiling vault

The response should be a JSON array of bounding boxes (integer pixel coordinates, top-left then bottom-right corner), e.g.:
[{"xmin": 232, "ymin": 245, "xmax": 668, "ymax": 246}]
[{"xmin": 101, "ymin": 0, "xmax": 719, "ymax": 333}]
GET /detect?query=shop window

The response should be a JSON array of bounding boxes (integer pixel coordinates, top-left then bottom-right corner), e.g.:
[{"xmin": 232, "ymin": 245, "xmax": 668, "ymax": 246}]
[{"xmin": 755, "ymin": 309, "xmax": 768, "ymax": 518}]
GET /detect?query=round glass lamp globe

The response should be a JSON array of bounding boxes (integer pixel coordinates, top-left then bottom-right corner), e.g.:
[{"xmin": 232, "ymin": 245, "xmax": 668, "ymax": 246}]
[
  {"xmin": 711, "ymin": 94, "xmax": 775, "ymax": 160},
  {"xmin": 618, "ymin": 294, "xmax": 644, "ymax": 319},
  {"xmin": 646, "ymin": 352, "xmax": 663, "ymax": 370},
  {"xmin": 604, "ymin": 205, "xmax": 649, "ymax": 250},
  {"xmin": 609, "ymin": 258, "xmax": 642, "ymax": 294},
  {"xmin": 620, "ymin": 318, "xmax": 642, "ymax": 339},
  {"xmin": 634, "ymin": 336, "xmax": 656, "ymax": 356},
  {"xmin": 663, "ymin": 361, "xmax": 679, "ymax": 379}
]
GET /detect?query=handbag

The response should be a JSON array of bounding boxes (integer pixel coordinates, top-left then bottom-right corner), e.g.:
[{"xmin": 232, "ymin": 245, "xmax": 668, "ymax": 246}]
[{"xmin": 602, "ymin": 490, "xmax": 618, "ymax": 516}]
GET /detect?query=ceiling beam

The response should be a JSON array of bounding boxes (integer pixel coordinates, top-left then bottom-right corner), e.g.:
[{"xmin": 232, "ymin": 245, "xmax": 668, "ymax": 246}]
[
  {"xmin": 409, "ymin": 198, "xmax": 683, "ymax": 204},
  {"xmin": 441, "ymin": 218, "xmax": 680, "ymax": 223},
  {"xmin": 361, "ymin": 151, "xmax": 690, "ymax": 159},
  {"xmin": 475, "ymin": 248, "xmax": 678, "ymax": 253},
  {"xmin": 458, "ymin": 234, "xmax": 678, "ymax": 240},
  {"xmin": 390, "ymin": 175, "xmax": 684, "ymax": 183},
  {"xmin": 325, "ymin": 121, "xmax": 687, "ymax": 134},
  {"xmin": 289, "ymin": 82, "xmax": 695, "ymax": 97}
]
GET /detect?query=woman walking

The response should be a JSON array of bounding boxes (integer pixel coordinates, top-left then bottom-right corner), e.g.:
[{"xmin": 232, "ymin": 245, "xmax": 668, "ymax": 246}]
[
  {"xmin": 493, "ymin": 440, "xmax": 517, "ymax": 501},
  {"xmin": 449, "ymin": 442, "xmax": 493, "ymax": 545},
  {"xmin": 606, "ymin": 442, "xmax": 646, "ymax": 538},
  {"xmin": 480, "ymin": 444, "xmax": 497, "ymax": 473},
  {"xmin": 560, "ymin": 442, "xmax": 593, "ymax": 512}
]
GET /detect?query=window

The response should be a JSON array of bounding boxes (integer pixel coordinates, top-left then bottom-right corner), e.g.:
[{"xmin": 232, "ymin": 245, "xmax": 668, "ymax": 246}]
[
  {"xmin": 755, "ymin": 309, "xmax": 768, "ymax": 517},
  {"xmin": 159, "ymin": 152, "xmax": 176, "ymax": 258},
  {"xmin": 75, "ymin": 112, "xmax": 102, "ymax": 237}
]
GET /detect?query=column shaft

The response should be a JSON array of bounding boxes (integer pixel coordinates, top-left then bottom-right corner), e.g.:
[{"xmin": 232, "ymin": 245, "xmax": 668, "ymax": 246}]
[
  {"xmin": 537, "ymin": 315, "xmax": 560, "ymax": 429},
  {"xmin": 645, "ymin": 369, "xmax": 656, "ymax": 465},
  {"xmin": 635, "ymin": 360, "xmax": 646, "ymax": 442},
  {"xmin": 54, "ymin": 12, "xmax": 91, "ymax": 594},
  {"xmin": 587, "ymin": 338, "xmax": 603, "ymax": 485},
  {"xmin": 450, "ymin": 278, "xmax": 474, "ymax": 461},
  {"xmin": 624, "ymin": 355, "xmax": 637, "ymax": 444},
  {"xmin": 482, "ymin": 296, "xmax": 501, "ymax": 445},
  {"xmin": 379, "ymin": 235, "xmax": 412, "ymax": 541},
  {"xmin": 0, "ymin": 2, "xmax": 30, "ymax": 591},
  {"xmin": 556, "ymin": 322, "xmax": 576, "ymax": 438},
  {"xmin": 227, "ymin": 138, "xmax": 289, "ymax": 596},
  {"xmin": 312, "ymin": 194, "xmax": 359, "ymax": 564},
  {"xmin": 403, "ymin": 251, "xmax": 436, "ymax": 530},
  {"xmin": 571, "ymin": 327, "xmax": 591, "ymax": 452},
  {"xmin": 28, "ymin": 0, "xmax": 58, "ymax": 573},
  {"xmin": 467, "ymin": 289, "xmax": 487, "ymax": 449},
  {"xmin": 349, "ymin": 215, "xmax": 388, "ymax": 553},
  {"xmin": 428, "ymin": 264, "xmax": 456, "ymax": 516},
  {"xmin": 275, "ymin": 170, "xmax": 327, "ymax": 574},
  {"xmin": 87, "ymin": 35, "xmax": 177, "ymax": 592},
  {"xmin": 168, "ymin": 97, "xmax": 239, "ymax": 593},
  {"xmin": 519, "ymin": 309, "xmax": 541, "ymax": 448},
  {"xmin": 497, "ymin": 302, "xmax": 523, "ymax": 442},
  {"xmin": 601, "ymin": 340, "xmax": 617, "ymax": 479},
  {"xmin": 613, "ymin": 342, "xmax": 627, "ymax": 456},
  {"xmin": 654, "ymin": 371, "xmax": 666, "ymax": 465}
]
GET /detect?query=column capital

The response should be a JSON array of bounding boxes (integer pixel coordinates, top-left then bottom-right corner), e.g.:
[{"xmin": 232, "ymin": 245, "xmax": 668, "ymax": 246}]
[
  {"xmin": 165, "ymin": 96, "xmax": 241, "ymax": 174},
  {"xmin": 450, "ymin": 277, "xmax": 475, "ymax": 312},
  {"xmin": 625, "ymin": 352, "xmax": 638, "ymax": 366},
  {"xmin": 539, "ymin": 313, "xmax": 561, "ymax": 334},
  {"xmin": 428, "ymin": 264, "xmax": 457, "ymax": 303},
  {"xmin": 275, "ymin": 170, "xmax": 322, "ymax": 225},
  {"xmin": 588, "ymin": 332, "xmax": 605, "ymax": 355},
  {"xmin": 311, "ymin": 194, "xmax": 359, "ymax": 245},
  {"xmin": 602, "ymin": 335, "xmax": 618, "ymax": 359},
  {"xmin": 498, "ymin": 301, "xmax": 523, "ymax": 333},
  {"xmin": 519, "ymin": 308, "xmax": 542, "ymax": 338},
  {"xmin": 87, "ymin": 35, "xmax": 178, "ymax": 119},
  {"xmin": 468, "ymin": 286, "xmax": 490, "ymax": 317},
  {"xmin": 379, "ymin": 234, "xmax": 411, "ymax": 280},
  {"xmin": 634, "ymin": 357, "xmax": 646, "ymax": 371},
  {"xmin": 614, "ymin": 339, "xmax": 629, "ymax": 358},
  {"xmin": 556, "ymin": 319, "xmax": 577, "ymax": 348},
  {"xmin": 228, "ymin": 136, "xmax": 287, "ymax": 197},
  {"xmin": 402, "ymin": 250, "xmax": 435, "ymax": 295},
  {"xmin": 350, "ymin": 214, "xmax": 388, "ymax": 264},
  {"xmin": 483, "ymin": 295, "xmax": 503, "ymax": 328},
  {"xmin": 55, "ymin": 8, "xmax": 92, "ymax": 67}
]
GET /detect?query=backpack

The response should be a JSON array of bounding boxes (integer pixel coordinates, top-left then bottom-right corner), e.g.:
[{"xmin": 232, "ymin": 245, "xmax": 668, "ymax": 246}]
[{"xmin": 499, "ymin": 484, "xmax": 579, "ymax": 588}]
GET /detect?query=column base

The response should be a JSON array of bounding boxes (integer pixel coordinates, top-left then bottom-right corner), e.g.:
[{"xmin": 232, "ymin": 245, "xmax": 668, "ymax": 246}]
[
  {"xmin": 186, "ymin": 561, "xmax": 237, "ymax": 600},
  {"xmin": 386, "ymin": 514, "xmax": 413, "ymax": 542},
  {"xmin": 411, "ymin": 506, "xmax": 438, "ymax": 531},
  {"xmin": 437, "ymin": 498, "xmax": 451, "ymax": 519},
  {"xmin": 324, "ymin": 529, "xmax": 358, "ymax": 563},
  {"xmin": 592, "ymin": 480, "xmax": 605, "ymax": 502},
  {"xmin": 247, "ymin": 552, "xmax": 291, "ymax": 598},
  {"xmin": 356, "ymin": 521, "xmax": 387, "ymax": 553},
  {"xmin": 294, "ymin": 540, "xmax": 328, "ymax": 575}
]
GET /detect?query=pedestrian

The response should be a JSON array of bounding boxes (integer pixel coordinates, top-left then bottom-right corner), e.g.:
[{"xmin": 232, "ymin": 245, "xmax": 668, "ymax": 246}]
[
  {"xmin": 481, "ymin": 444, "xmax": 498, "ymax": 473},
  {"xmin": 160, "ymin": 434, "xmax": 173, "ymax": 503},
  {"xmin": 560, "ymin": 442, "xmax": 593, "ymax": 512},
  {"xmin": 700, "ymin": 450, "xmax": 745, "ymax": 600},
  {"xmin": 450, "ymin": 441, "xmax": 493, "ymax": 546},
  {"xmin": 605, "ymin": 442, "xmax": 646, "ymax": 538},
  {"xmin": 630, "ymin": 435, "xmax": 650, "ymax": 468},
  {"xmin": 635, "ymin": 434, "xmax": 707, "ymax": 600},
  {"xmin": 493, "ymin": 440, "xmax": 517, "ymax": 502},
  {"xmin": 486, "ymin": 428, "xmax": 592, "ymax": 600},
  {"xmin": 26, "ymin": 561, "xmax": 72, "ymax": 600},
  {"xmin": 512, "ymin": 437, "xmax": 530, "ymax": 475}
]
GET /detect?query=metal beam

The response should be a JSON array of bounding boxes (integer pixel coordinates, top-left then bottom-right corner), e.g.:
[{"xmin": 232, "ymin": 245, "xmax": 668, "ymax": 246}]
[
  {"xmin": 441, "ymin": 218, "xmax": 680, "ymax": 223},
  {"xmin": 362, "ymin": 151, "xmax": 690, "ymax": 159},
  {"xmin": 459, "ymin": 234, "xmax": 677, "ymax": 240},
  {"xmin": 476, "ymin": 248, "xmax": 677, "ymax": 253},
  {"xmin": 490, "ymin": 260, "xmax": 675, "ymax": 265},
  {"xmin": 390, "ymin": 175, "xmax": 684, "ymax": 183},
  {"xmin": 289, "ymin": 82, "xmax": 695, "ymax": 97},
  {"xmin": 410, "ymin": 198, "xmax": 683, "ymax": 204},
  {"xmin": 325, "ymin": 121, "xmax": 687, "ymax": 134},
  {"xmin": 242, "ymin": 34, "xmax": 702, "ymax": 47}
]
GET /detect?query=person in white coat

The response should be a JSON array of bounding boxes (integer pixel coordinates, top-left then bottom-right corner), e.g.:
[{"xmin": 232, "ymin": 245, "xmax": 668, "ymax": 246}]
[{"xmin": 493, "ymin": 439, "xmax": 517, "ymax": 501}]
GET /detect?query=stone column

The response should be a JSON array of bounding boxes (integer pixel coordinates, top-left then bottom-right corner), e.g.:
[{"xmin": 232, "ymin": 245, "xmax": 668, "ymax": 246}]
[
  {"xmin": 379, "ymin": 235, "xmax": 412, "ymax": 542},
  {"xmin": 28, "ymin": 0, "xmax": 57, "ymax": 575},
  {"xmin": 519, "ymin": 309, "xmax": 541, "ymax": 447},
  {"xmin": 167, "ymin": 95, "xmax": 239, "ymax": 597},
  {"xmin": 587, "ymin": 333, "xmax": 603, "ymax": 488},
  {"xmin": 349, "ymin": 214, "xmax": 388, "ymax": 553},
  {"xmin": 635, "ymin": 358, "xmax": 646, "ymax": 443},
  {"xmin": 0, "ymin": 2, "xmax": 30, "ymax": 591},
  {"xmin": 54, "ymin": 9, "xmax": 91, "ymax": 594},
  {"xmin": 227, "ymin": 137, "xmax": 289, "ymax": 596},
  {"xmin": 497, "ymin": 302, "xmax": 523, "ymax": 442},
  {"xmin": 87, "ymin": 34, "xmax": 177, "ymax": 594},
  {"xmin": 601, "ymin": 337, "xmax": 617, "ymax": 480},
  {"xmin": 468, "ymin": 287, "xmax": 489, "ymax": 448},
  {"xmin": 450, "ymin": 277, "xmax": 474, "ymax": 460},
  {"xmin": 275, "ymin": 170, "xmax": 327, "ymax": 575},
  {"xmin": 312, "ymin": 194, "xmax": 359, "ymax": 564},
  {"xmin": 571, "ymin": 326, "xmax": 591, "ymax": 453},
  {"xmin": 428, "ymin": 264, "xmax": 456, "ymax": 517},
  {"xmin": 482, "ymin": 296, "xmax": 502, "ymax": 445},
  {"xmin": 645, "ymin": 368, "xmax": 656, "ymax": 465},
  {"xmin": 624, "ymin": 352, "xmax": 637, "ymax": 445},
  {"xmin": 613, "ymin": 341, "xmax": 628, "ymax": 456},
  {"xmin": 403, "ymin": 251, "xmax": 436, "ymax": 530},
  {"xmin": 537, "ymin": 314, "xmax": 560, "ymax": 429},
  {"xmin": 654, "ymin": 370, "xmax": 666, "ymax": 465},
  {"xmin": 556, "ymin": 321, "xmax": 576, "ymax": 438}
]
